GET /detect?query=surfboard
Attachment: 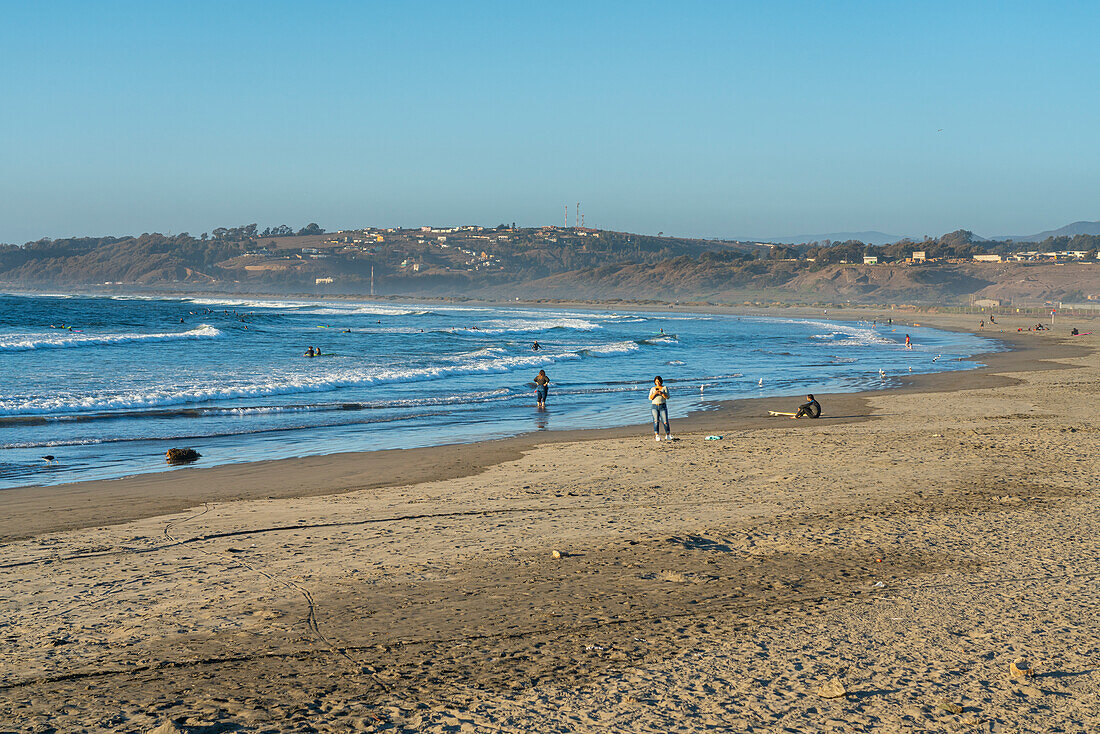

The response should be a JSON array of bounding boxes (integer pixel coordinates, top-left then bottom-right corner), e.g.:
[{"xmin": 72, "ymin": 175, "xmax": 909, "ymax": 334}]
[{"xmin": 768, "ymin": 411, "xmax": 796, "ymax": 417}]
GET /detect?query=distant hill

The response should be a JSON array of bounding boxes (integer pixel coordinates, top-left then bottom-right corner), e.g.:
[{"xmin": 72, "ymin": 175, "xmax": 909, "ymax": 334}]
[
  {"xmin": 3, "ymin": 223, "xmax": 1096, "ymax": 304},
  {"xmin": 759, "ymin": 231, "xmax": 905, "ymax": 246},
  {"xmin": 996, "ymin": 220, "xmax": 1100, "ymax": 242}
]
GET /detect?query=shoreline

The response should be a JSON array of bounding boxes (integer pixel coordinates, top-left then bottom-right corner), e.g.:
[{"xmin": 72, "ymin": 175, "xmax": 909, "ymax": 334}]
[
  {"xmin": 3, "ymin": 308, "xmax": 1098, "ymax": 732},
  {"xmin": 1, "ymin": 308, "xmax": 1088, "ymax": 541}
]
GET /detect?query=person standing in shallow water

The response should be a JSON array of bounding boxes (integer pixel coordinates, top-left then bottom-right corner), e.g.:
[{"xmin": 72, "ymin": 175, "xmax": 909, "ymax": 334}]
[
  {"xmin": 534, "ymin": 369, "xmax": 549, "ymax": 408},
  {"xmin": 649, "ymin": 376, "xmax": 672, "ymax": 441}
]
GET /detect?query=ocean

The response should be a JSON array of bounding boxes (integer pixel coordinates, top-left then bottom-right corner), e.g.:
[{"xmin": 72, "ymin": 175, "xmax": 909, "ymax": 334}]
[{"xmin": 0, "ymin": 293, "xmax": 996, "ymax": 488}]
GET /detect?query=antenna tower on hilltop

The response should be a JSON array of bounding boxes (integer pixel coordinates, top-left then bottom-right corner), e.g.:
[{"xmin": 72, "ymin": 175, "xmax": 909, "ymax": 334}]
[{"xmin": 576, "ymin": 203, "xmax": 580, "ymax": 229}]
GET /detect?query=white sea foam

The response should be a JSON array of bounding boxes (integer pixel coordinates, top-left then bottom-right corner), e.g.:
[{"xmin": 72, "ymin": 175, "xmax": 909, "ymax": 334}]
[
  {"xmin": 0, "ymin": 325, "xmax": 223, "ymax": 351},
  {"xmin": 475, "ymin": 318, "xmax": 601, "ymax": 334},
  {"xmin": 296, "ymin": 305, "xmax": 423, "ymax": 316},
  {"xmin": 581, "ymin": 340, "xmax": 641, "ymax": 355},
  {"xmin": 749, "ymin": 316, "xmax": 894, "ymax": 347},
  {"xmin": 0, "ymin": 340, "xmax": 654, "ymax": 417},
  {"xmin": 186, "ymin": 297, "xmax": 428, "ymax": 317}
]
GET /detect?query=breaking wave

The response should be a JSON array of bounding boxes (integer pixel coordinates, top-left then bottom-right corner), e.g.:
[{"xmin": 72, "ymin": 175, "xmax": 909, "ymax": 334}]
[
  {"xmin": 0, "ymin": 337, "xmax": 668, "ymax": 417},
  {"xmin": 0, "ymin": 325, "xmax": 223, "ymax": 351}
]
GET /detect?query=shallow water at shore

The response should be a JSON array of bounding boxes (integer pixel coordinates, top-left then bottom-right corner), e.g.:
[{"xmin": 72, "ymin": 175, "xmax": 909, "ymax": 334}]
[{"xmin": 1, "ymin": 293, "xmax": 996, "ymax": 487}]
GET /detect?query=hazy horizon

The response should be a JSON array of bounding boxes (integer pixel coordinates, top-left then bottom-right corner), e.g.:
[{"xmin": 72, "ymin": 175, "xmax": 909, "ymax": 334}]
[{"xmin": 3, "ymin": 2, "xmax": 1097, "ymax": 244}]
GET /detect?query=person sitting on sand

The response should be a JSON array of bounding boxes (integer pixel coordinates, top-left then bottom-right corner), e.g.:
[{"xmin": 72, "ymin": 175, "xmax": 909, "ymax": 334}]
[
  {"xmin": 1071, "ymin": 327, "xmax": 1079, "ymax": 335},
  {"xmin": 794, "ymin": 394, "xmax": 821, "ymax": 419},
  {"xmin": 534, "ymin": 369, "xmax": 550, "ymax": 408},
  {"xmin": 649, "ymin": 376, "xmax": 672, "ymax": 441}
]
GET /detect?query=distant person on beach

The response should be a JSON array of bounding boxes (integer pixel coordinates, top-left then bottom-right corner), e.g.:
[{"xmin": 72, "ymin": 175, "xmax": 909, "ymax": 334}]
[
  {"xmin": 989, "ymin": 314, "xmax": 996, "ymax": 324},
  {"xmin": 980, "ymin": 320, "xmax": 985, "ymax": 329},
  {"xmin": 904, "ymin": 334, "xmax": 912, "ymax": 349},
  {"xmin": 1071, "ymin": 327, "xmax": 1079, "ymax": 335},
  {"xmin": 534, "ymin": 369, "xmax": 549, "ymax": 408},
  {"xmin": 649, "ymin": 376, "xmax": 672, "ymax": 441},
  {"xmin": 794, "ymin": 394, "xmax": 821, "ymax": 419}
]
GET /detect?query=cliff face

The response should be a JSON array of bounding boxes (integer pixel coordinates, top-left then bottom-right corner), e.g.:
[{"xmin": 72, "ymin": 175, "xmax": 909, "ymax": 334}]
[
  {"xmin": 969, "ymin": 263, "xmax": 1100, "ymax": 302},
  {"xmin": 488, "ymin": 262, "xmax": 1097, "ymax": 304},
  {"xmin": 781, "ymin": 266, "xmax": 994, "ymax": 300}
]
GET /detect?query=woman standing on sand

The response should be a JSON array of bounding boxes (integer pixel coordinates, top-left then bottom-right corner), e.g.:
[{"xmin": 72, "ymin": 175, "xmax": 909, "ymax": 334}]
[{"xmin": 649, "ymin": 376, "xmax": 672, "ymax": 442}]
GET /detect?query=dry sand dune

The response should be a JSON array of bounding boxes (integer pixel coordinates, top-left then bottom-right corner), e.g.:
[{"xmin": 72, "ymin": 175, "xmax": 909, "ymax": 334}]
[{"xmin": 1, "ymin": 311, "xmax": 1097, "ymax": 733}]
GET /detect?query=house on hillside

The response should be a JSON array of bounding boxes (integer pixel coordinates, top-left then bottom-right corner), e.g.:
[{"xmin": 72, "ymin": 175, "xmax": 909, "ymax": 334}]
[
  {"xmin": 973, "ymin": 254, "xmax": 1003, "ymax": 262},
  {"xmin": 862, "ymin": 256, "xmax": 879, "ymax": 265},
  {"xmin": 912, "ymin": 251, "xmax": 927, "ymax": 262}
]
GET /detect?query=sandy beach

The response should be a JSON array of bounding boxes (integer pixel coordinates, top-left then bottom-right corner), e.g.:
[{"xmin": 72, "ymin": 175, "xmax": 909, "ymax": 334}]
[{"xmin": 2, "ymin": 308, "xmax": 1097, "ymax": 733}]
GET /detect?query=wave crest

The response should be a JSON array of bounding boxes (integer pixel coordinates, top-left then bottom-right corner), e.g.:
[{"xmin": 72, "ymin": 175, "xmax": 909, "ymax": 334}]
[{"xmin": 0, "ymin": 325, "xmax": 223, "ymax": 351}]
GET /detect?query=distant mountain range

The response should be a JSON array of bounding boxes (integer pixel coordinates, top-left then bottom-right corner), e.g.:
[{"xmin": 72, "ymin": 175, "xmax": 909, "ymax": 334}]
[
  {"xmin": 755, "ymin": 231, "xmax": 906, "ymax": 246},
  {"xmin": 754, "ymin": 220, "xmax": 1100, "ymax": 246},
  {"xmin": 992, "ymin": 220, "xmax": 1100, "ymax": 242}
]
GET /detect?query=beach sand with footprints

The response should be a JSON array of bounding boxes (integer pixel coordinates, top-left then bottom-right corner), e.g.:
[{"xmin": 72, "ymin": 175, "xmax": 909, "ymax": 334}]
[{"xmin": 1, "ymin": 309, "xmax": 1097, "ymax": 733}]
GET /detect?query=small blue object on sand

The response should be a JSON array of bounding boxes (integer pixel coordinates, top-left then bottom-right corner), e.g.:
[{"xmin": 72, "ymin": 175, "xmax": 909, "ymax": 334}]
[{"xmin": 705, "ymin": 435, "xmax": 723, "ymax": 440}]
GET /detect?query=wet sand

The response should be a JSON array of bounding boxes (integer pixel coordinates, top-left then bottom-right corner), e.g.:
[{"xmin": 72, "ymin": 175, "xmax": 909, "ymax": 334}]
[{"xmin": 1, "ymin": 309, "xmax": 1097, "ymax": 732}]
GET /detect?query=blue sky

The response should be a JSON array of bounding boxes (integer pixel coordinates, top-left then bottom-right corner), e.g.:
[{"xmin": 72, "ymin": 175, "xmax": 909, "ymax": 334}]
[{"xmin": 1, "ymin": 1, "xmax": 1096, "ymax": 243}]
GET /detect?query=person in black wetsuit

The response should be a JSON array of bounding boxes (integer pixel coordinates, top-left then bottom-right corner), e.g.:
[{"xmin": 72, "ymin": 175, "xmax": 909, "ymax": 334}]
[{"xmin": 794, "ymin": 394, "xmax": 821, "ymax": 419}]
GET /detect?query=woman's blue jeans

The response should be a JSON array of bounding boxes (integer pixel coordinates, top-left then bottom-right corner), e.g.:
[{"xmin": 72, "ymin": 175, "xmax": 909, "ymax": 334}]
[{"xmin": 651, "ymin": 403, "xmax": 670, "ymax": 434}]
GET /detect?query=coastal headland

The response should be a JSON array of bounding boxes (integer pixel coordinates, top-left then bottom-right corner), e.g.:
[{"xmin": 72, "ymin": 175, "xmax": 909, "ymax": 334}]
[{"xmin": 2, "ymin": 308, "xmax": 1097, "ymax": 733}]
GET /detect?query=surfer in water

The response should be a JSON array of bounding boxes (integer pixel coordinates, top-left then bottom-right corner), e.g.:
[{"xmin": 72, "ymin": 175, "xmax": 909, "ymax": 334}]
[
  {"xmin": 649, "ymin": 376, "xmax": 672, "ymax": 441},
  {"xmin": 794, "ymin": 394, "xmax": 821, "ymax": 419},
  {"xmin": 532, "ymin": 341, "xmax": 541, "ymax": 352},
  {"xmin": 534, "ymin": 369, "xmax": 550, "ymax": 408},
  {"xmin": 304, "ymin": 346, "xmax": 315, "ymax": 357}
]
